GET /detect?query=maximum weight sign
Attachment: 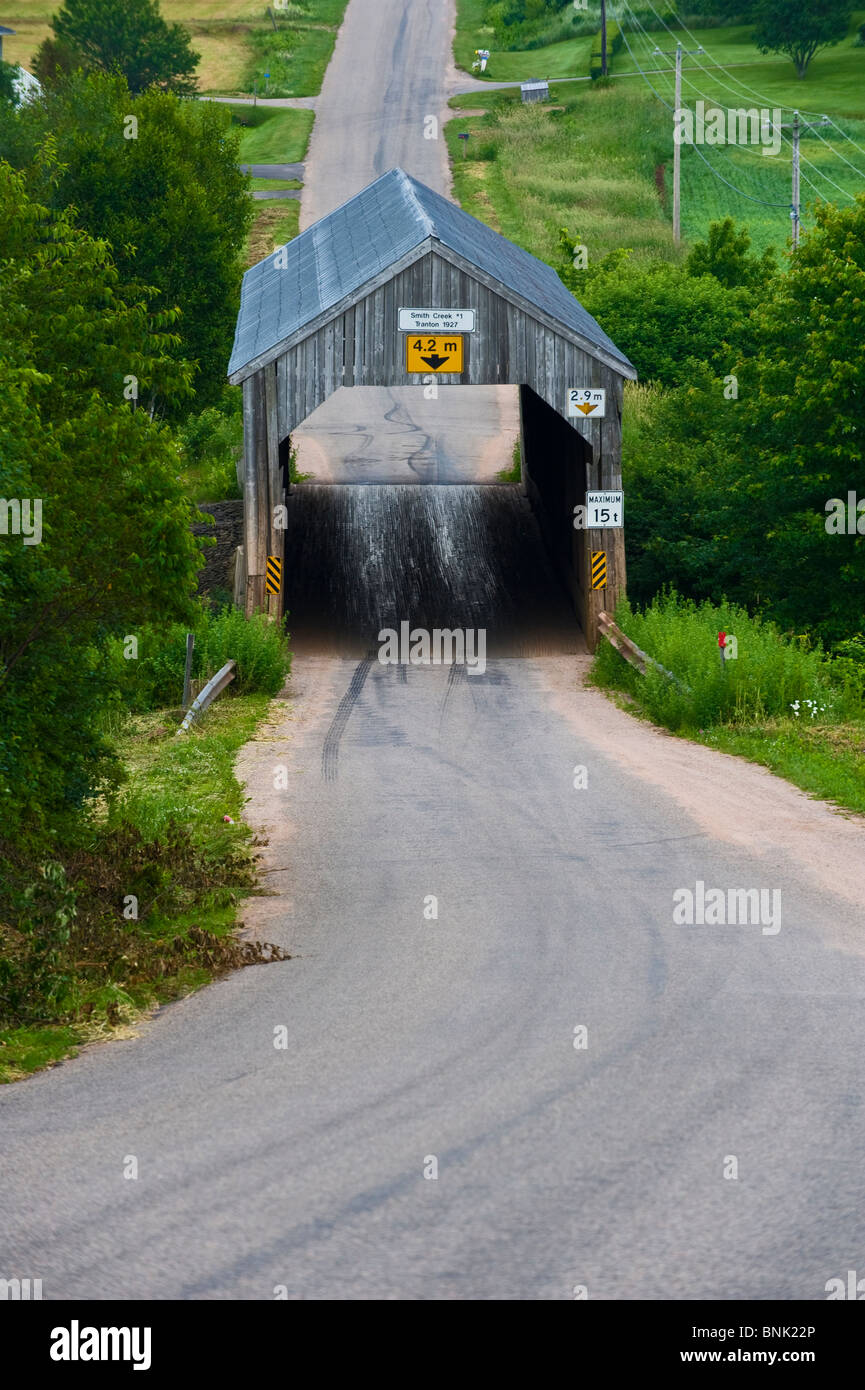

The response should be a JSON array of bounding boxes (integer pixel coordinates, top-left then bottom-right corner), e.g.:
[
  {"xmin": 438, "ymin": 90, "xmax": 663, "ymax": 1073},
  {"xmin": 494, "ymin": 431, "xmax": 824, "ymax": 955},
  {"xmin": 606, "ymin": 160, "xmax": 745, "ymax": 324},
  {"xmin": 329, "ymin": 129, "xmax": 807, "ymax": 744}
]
[{"xmin": 574, "ymin": 490, "xmax": 623, "ymax": 530}]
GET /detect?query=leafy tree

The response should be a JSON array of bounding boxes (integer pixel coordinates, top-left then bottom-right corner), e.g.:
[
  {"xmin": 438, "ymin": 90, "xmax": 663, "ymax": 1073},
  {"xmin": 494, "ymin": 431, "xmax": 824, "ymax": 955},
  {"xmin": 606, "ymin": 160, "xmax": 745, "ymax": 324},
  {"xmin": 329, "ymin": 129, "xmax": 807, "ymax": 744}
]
[
  {"xmin": 0, "ymin": 59, "xmax": 18, "ymax": 106},
  {"xmin": 713, "ymin": 194, "xmax": 865, "ymax": 640},
  {"xmin": 753, "ymin": 0, "xmax": 852, "ymax": 77},
  {"xmin": 31, "ymin": 35, "xmax": 83, "ymax": 90},
  {"xmin": 558, "ymin": 233, "xmax": 755, "ymax": 386},
  {"xmin": 618, "ymin": 198, "xmax": 865, "ymax": 645},
  {"xmin": 0, "ymin": 160, "xmax": 202, "ymax": 831},
  {"xmin": 52, "ymin": 0, "xmax": 199, "ymax": 96},
  {"xmin": 685, "ymin": 217, "xmax": 777, "ymax": 288},
  {"xmin": 3, "ymin": 72, "xmax": 252, "ymax": 415}
]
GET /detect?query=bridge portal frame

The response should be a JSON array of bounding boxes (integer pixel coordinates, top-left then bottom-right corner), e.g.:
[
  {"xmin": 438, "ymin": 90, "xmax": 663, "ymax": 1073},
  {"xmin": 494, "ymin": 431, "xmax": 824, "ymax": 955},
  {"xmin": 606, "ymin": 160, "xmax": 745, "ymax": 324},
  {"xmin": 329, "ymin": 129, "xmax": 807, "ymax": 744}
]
[{"xmin": 229, "ymin": 181, "xmax": 637, "ymax": 650}]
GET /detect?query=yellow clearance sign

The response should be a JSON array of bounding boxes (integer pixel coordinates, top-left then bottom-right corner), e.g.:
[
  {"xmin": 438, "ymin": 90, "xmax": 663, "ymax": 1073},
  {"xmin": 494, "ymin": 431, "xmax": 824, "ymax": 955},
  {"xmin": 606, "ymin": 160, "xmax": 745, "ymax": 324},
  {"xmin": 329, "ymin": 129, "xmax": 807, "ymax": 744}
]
[{"xmin": 405, "ymin": 334, "xmax": 464, "ymax": 374}]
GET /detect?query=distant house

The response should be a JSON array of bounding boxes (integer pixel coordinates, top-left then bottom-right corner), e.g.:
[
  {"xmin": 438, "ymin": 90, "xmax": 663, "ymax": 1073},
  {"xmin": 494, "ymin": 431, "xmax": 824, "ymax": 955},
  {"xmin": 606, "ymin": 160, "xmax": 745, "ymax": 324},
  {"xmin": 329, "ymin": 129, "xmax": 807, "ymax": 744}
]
[
  {"xmin": 1, "ymin": 27, "xmax": 43, "ymax": 105},
  {"xmin": 12, "ymin": 65, "xmax": 42, "ymax": 104}
]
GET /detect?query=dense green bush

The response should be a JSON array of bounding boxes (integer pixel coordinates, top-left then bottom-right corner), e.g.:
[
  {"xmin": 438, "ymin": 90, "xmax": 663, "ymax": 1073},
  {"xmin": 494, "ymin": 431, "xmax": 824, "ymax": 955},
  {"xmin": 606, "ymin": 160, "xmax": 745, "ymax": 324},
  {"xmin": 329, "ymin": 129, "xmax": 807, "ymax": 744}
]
[
  {"xmin": 176, "ymin": 388, "xmax": 243, "ymax": 502},
  {"xmin": 485, "ymin": 0, "xmax": 583, "ymax": 49},
  {"xmin": 0, "ymin": 165, "xmax": 202, "ymax": 835},
  {"xmin": 104, "ymin": 605, "xmax": 292, "ymax": 711},
  {"xmin": 592, "ymin": 592, "xmax": 845, "ymax": 732}
]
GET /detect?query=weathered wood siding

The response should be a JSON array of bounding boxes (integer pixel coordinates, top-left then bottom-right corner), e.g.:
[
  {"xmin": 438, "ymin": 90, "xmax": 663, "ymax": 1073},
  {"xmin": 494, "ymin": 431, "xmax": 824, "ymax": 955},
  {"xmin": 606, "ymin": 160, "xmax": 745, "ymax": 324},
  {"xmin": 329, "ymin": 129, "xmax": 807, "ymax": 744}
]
[{"xmin": 245, "ymin": 247, "xmax": 628, "ymax": 645}]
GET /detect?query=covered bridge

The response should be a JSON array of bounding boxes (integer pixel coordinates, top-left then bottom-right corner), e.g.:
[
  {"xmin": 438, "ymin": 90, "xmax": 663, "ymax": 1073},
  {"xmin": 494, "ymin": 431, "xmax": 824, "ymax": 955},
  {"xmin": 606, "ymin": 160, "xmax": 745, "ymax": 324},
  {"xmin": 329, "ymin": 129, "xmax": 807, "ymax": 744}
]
[{"xmin": 228, "ymin": 167, "xmax": 636, "ymax": 649}]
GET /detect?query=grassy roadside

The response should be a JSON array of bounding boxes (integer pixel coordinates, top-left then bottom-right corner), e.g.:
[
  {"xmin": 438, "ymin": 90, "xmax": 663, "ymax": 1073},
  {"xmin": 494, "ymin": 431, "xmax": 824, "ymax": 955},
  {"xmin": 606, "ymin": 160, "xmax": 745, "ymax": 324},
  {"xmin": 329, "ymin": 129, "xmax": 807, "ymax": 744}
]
[
  {"xmin": 447, "ymin": 83, "xmax": 677, "ymax": 267},
  {"xmin": 449, "ymin": 6, "xmax": 865, "ymax": 258},
  {"xmin": 228, "ymin": 104, "xmax": 314, "ymax": 163},
  {"xmin": 223, "ymin": 105, "xmax": 311, "ymax": 263},
  {"xmin": 249, "ymin": 177, "xmax": 302, "ymax": 190},
  {"xmin": 589, "ymin": 596, "xmax": 865, "ymax": 817},
  {"xmin": 0, "ymin": 693, "xmax": 284, "ymax": 1084}
]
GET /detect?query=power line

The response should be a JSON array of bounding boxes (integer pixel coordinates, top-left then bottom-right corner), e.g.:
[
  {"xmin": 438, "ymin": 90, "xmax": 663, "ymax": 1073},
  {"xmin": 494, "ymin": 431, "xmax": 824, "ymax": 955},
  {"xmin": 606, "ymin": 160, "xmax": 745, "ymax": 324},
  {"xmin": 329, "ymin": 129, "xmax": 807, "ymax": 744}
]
[
  {"xmin": 618, "ymin": 1, "xmax": 859, "ymax": 208},
  {"xmin": 612, "ymin": 8, "xmax": 791, "ymax": 209},
  {"xmin": 826, "ymin": 118, "xmax": 865, "ymax": 162},
  {"xmin": 638, "ymin": 0, "xmax": 865, "ymax": 149},
  {"xmin": 806, "ymin": 122, "xmax": 865, "ymax": 180}
]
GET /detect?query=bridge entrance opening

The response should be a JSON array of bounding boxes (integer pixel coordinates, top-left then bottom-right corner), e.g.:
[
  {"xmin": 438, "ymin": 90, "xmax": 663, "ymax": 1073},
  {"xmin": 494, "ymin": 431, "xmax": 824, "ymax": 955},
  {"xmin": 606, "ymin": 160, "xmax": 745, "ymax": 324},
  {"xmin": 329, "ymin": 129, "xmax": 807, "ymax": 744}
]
[{"xmin": 228, "ymin": 170, "xmax": 635, "ymax": 652}]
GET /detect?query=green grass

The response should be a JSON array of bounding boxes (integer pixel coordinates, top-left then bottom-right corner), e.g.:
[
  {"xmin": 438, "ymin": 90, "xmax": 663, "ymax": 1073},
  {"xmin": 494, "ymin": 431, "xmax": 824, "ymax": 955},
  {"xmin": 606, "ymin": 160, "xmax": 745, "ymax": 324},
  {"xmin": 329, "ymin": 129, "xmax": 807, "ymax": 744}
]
[
  {"xmin": 0, "ymin": 1025, "xmax": 84, "ymax": 1083},
  {"xmin": 679, "ymin": 125, "xmax": 865, "ymax": 256},
  {"xmin": 246, "ymin": 197, "xmax": 300, "ymax": 266},
  {"xmin": 242, "ymin": 1, "xmax": 349, "ymax": 98},
  {"xmin": 225, "ymin": 104, "xmax": 314, "ymax": 163},
  {"xmin": 705, "ymin": 721, "xmax": 865, "ymax": 815},
  {"xmin": 590, "ymin": 593, "xmax": 865, "ymax": 815},
  {"xmin": 249, "ymin": 177, "xmax": 302, "ymax": 190},
  {"xmin": 496, "ymin": 436, "xmax": 522, "ymax": 483},
  {"xmin": 615, "ymin": 16, "xmax": 865, "ymax": 118},
  {"xmin": 453, "ymin": 0, "xmax": 593, "ymax": 82},
  {"xmin": 0, "ymin": 694, "xmax": 278, "ymax": 1084},
  {"xmin": 110, "ymin": 695, "xmax": 270, "ymax": 841},
  {"xmin": 447, "ymin": 83, "xmax": 678, "ymax": 269}
]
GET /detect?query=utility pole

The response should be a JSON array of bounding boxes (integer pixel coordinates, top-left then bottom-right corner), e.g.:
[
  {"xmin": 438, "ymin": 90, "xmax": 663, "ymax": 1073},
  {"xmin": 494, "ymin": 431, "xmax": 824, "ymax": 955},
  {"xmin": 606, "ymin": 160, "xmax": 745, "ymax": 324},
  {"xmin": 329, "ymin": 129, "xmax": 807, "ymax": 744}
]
[
  {"xmin": 762, "ymin": 110, "xmax": 829, "ymax": 248},
  {"xmin": 601, "ymin": 0, "xmax": 607, "ymax": 77},
  {"xmin": 653, "ymin": 42, "xmax": 703, "ymax": 246}
]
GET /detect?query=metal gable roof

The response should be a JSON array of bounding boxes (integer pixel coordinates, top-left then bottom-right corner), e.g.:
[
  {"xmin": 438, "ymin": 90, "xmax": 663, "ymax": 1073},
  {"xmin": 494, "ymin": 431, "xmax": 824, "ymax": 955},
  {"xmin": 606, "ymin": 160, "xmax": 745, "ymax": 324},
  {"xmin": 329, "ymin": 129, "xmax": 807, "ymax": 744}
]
[{"xmin": 228, "ymin": 168, "xmax": 634, "ymax": 379}]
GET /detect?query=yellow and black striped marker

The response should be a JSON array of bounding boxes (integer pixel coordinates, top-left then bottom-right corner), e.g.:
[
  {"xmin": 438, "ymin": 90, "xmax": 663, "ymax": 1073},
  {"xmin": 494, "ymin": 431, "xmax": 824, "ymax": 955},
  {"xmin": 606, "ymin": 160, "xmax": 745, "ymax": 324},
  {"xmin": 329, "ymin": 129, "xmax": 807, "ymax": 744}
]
[
  {"xmin": 591, "ymin": 550, "xmax": 607, "ymax": 590},
  {"xmin": 266, "ymin": 555, "xmax": 282, "ymax": 594}
]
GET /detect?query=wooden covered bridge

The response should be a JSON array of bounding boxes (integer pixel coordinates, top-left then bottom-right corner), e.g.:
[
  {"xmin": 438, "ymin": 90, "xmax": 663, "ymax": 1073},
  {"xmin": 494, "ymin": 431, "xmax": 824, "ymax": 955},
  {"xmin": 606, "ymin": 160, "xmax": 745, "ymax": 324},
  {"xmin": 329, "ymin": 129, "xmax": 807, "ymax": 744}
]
[{"xmin": 227, "ymin": 168, "xmax": 636, "ymax": 650}]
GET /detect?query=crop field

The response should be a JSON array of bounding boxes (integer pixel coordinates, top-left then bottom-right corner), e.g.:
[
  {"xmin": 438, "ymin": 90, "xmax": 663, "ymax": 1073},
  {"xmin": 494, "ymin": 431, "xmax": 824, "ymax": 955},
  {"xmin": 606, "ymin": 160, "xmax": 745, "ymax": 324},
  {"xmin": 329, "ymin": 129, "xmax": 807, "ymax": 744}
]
[
  {"xmin": 448, "ymin": 4, "xmax": 865, "ymax": 264},
  {"xmin": 5, "ymin": 0, "xmax": 348, "ymax": 95}
]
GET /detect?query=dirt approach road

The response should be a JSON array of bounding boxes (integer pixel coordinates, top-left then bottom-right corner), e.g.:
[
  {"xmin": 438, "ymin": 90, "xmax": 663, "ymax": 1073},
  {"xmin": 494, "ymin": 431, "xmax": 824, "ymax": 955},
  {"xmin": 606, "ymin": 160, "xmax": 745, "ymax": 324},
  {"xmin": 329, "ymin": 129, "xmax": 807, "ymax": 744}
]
[{"xmin": 1, "ymin": 0, "xmax": 864, "ymax": 1301}]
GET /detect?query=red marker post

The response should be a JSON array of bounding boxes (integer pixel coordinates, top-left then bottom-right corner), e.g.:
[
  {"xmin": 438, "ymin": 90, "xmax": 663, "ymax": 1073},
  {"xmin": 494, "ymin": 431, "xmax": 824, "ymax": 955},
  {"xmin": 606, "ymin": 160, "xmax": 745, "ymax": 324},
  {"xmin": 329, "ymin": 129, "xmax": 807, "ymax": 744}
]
[{"xmin": 718, "ymin": 630, "xmax": 727, "ymax": 673}]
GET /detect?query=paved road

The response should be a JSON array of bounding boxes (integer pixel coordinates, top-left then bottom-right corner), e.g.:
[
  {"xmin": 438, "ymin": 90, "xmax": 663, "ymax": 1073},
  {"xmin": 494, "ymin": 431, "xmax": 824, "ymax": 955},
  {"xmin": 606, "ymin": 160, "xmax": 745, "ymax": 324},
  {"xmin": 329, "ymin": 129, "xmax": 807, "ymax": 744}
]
[
  {"xmin": 295, "ymin": 0, "xmax": 519, "ymax": 484},
  {"xmin": 2, "ymin": 653, "xmax": 864, "ymax": 1299},
  {"xmin": 239, "ymin": 164, "xmax": 304, "ymax": 180},
  {"xmin": 2, "ymin": 0, "xmax": 864, "ymax": 1302}
]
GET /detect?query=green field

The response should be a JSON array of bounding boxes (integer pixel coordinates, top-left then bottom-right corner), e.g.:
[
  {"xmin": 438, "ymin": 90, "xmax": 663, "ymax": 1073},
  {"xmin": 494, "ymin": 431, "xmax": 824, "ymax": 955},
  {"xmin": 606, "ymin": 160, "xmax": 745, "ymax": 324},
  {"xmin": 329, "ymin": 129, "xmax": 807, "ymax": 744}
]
[
  {"xmin": 5, "ymin": 0, "xmax": 348, "ymax": 96},
  {"xmin": 448, "ymin": 84, "xmax": 678, "ymax": 269},
  {"xmin": 448, "ymin": 7, "xmax": 865, "ymax": 262},
  {"xmin": 614, "ymin": 16, "xmax": 865, "ymax": 119},
  {"xmin": 223, "ymin": 103, "xmax": 314, "ymax": 162}
]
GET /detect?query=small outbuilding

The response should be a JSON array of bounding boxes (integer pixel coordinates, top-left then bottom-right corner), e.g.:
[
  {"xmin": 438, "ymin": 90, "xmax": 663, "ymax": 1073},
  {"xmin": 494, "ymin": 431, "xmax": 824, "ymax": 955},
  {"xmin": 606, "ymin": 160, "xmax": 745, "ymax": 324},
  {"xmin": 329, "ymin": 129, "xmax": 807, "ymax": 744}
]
[{"xmin": 521, "ymin": 79, "xmax": 550, "ymax": 104}]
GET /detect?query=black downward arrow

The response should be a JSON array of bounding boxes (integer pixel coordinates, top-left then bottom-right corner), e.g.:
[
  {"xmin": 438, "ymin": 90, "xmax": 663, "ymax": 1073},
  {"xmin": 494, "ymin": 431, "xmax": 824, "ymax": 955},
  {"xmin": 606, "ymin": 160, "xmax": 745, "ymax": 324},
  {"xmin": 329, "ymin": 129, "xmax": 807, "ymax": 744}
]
[{"xmin": 421, "ymin": 354, "xmax": 450, "ymax": 370}]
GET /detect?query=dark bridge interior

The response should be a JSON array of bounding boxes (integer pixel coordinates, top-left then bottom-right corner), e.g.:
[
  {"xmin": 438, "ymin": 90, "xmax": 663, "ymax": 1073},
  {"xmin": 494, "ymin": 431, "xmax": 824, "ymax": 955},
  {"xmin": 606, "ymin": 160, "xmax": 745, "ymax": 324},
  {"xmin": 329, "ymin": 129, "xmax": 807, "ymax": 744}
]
[{"xmin": 283, "ymin": 386, "xmax": 589, "ymax": 659}]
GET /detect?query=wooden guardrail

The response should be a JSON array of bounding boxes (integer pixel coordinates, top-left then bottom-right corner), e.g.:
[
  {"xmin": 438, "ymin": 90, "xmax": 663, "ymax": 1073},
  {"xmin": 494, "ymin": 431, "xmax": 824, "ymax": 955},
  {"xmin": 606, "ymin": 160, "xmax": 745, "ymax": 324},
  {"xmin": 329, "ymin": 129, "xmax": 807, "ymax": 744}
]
[
  {"xmin": 597, "ymin": 613, "xmax": 690, "ymax": 692},
  {"xmin": 175, "ymin": 660, "xmax": 237, "ymax": 735}
]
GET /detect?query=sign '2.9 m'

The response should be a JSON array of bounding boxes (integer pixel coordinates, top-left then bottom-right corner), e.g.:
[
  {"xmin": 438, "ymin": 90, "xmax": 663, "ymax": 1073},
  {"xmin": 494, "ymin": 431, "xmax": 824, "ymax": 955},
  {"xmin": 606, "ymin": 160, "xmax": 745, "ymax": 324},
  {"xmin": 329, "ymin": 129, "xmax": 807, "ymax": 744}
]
[{"xmin": 567, "ymin": 387, "xmax": 606, "ymax": 418}]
